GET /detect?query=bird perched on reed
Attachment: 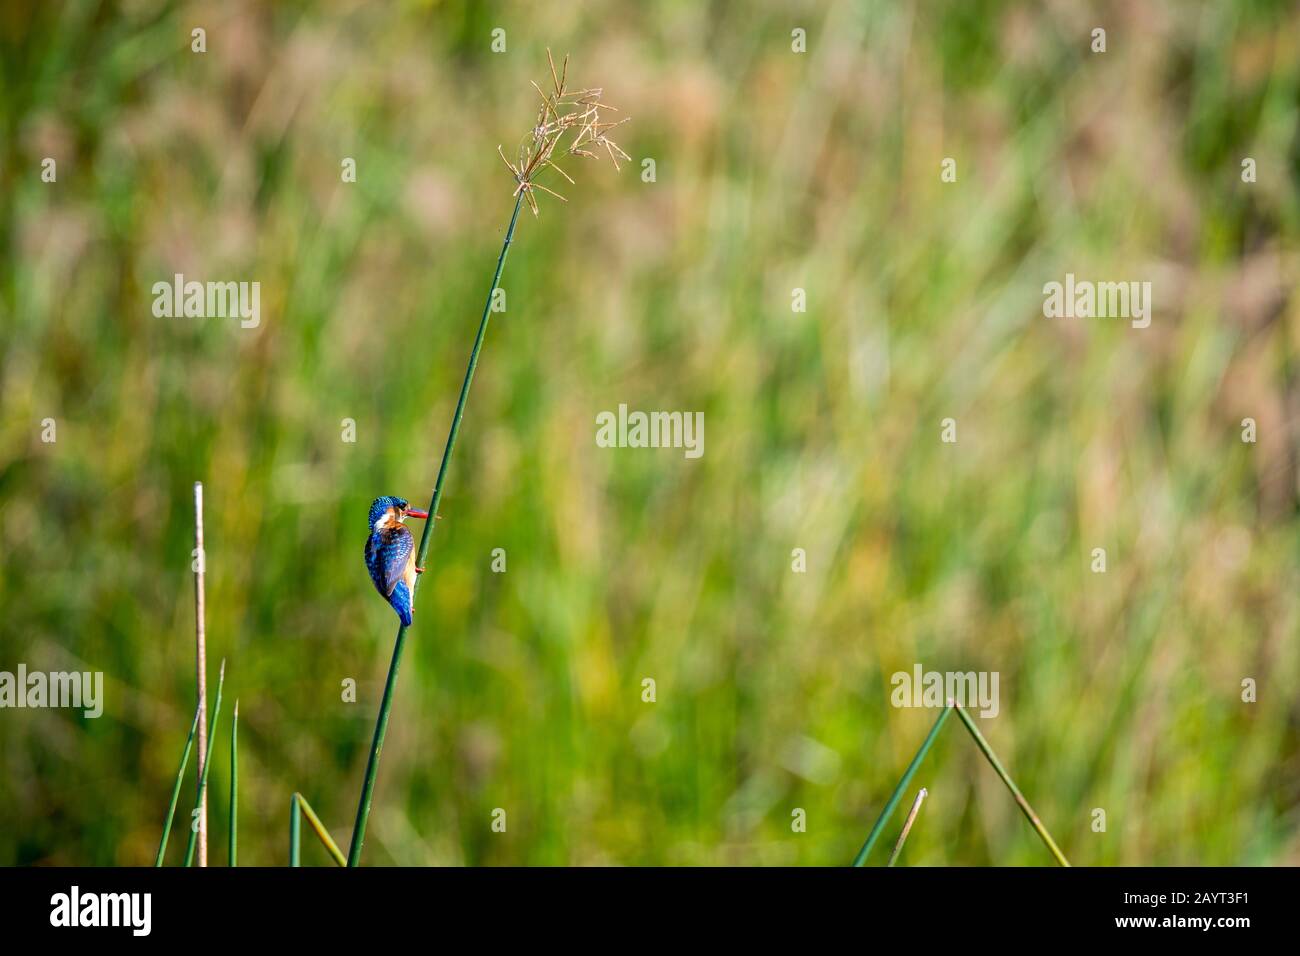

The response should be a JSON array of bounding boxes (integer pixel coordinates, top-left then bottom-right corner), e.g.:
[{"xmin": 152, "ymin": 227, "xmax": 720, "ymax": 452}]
[{"xmin": 364, "ymin": 496, "xmax": 429, "ymax": 626}]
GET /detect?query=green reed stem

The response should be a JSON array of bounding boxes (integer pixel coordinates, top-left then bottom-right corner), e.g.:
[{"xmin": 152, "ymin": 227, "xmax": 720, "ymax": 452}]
[
  {"xmin": 228, "ymin": 699, "xmax": 238, "ymax": 866},
  {"xmin": 852, "ymin": 705, "xmax": 951, "ymax": 866},
  {"xmin": 154, "ymin": 703, "xmax": 201, "ymax": 866},
  {"xmin": 290, "ymin": 794, "xmax": 301, "ymax": 867},
  {"xmin": 183, "ymin": 659, "xmax": 225, "ymax": 866},
  {"xmin": 347, "ymin": 191, "xmax": 525, "ymax": 867},
  {"xmin": 952, "ymin": 702, "xmax": 1070, "ymax": 866},
  {"xmin": 886, "ymin": 787, "xmax": 927, "ymax": 867}
]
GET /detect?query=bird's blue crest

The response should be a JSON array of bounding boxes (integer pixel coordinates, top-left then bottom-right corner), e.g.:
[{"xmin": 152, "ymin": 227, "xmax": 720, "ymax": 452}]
[{"xmin": 367, "ymin": 495, "xmax": 408, "ymax": 529}]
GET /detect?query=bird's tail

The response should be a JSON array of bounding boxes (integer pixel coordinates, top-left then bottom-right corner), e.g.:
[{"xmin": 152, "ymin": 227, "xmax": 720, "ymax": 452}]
[{"xmin": 389, "ymin": 582, "xmax": 414, "ymax": 627}]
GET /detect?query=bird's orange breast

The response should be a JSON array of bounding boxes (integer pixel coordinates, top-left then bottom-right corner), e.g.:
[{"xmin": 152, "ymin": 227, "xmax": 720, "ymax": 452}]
[{"xmin": 401, "ymin": 547, "xmax": 419, "ymax": 591}]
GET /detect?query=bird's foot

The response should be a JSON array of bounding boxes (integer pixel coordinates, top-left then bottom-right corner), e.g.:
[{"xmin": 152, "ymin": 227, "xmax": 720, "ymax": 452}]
[{"xmin": 415, "ymin": 565, "xmax": 425, "ymax": 574}]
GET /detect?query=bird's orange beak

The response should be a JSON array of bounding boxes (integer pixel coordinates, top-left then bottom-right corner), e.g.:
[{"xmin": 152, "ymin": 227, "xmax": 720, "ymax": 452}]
[{"xmin": 405, "ymin": 508, "xmax": 430, "ymax": 520}]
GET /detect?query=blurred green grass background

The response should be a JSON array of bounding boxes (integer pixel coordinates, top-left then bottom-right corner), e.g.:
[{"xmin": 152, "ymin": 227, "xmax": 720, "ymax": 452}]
[{"xmin": 2, "ymin": 0, "xmax": 1298, "ymax": 865}]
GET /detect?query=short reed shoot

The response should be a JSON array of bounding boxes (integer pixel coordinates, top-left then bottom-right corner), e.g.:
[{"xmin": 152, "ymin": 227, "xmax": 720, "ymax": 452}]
[
  {"xmin": 155, "ymin": 704, "xmax": 201, "ymax": 866},
  {"xmin": 183, "ymin": 660, "xmax": 225, "ymax": 867},
  {"xmin": 229, "ymin": 699, "xmax": 238, "ymax": 866}
]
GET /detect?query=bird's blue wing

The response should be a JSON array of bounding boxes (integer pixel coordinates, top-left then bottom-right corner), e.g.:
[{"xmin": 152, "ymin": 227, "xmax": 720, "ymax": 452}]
[
  {"xmin": 365, "ymin": 533, "xmax": 386, "ymax": 594},
  {"xmin": 365, "ymin": 525, "xmax": 414, "ymax": 596},
  {"xmin": 388, "ymin": 581, "xmax": 414, "ymax": 627}
]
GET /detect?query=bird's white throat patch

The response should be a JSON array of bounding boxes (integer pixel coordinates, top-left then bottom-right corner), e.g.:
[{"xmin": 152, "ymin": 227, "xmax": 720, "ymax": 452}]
[{"xmin": 373, "ymin": 510, "xmax": 404, "ymax": 532}]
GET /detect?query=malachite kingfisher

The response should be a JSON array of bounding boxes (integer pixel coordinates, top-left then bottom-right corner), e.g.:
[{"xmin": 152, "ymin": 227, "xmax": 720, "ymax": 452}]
[{"xmin": 365, "ymin": 496, "xmax": 430, "ymax": 626}]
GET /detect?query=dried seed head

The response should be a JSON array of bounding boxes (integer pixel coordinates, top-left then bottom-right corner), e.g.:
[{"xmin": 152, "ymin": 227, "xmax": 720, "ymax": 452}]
[{"xmin": 498, "ymin": 50, "xmax": 629, "ymax": 216}]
